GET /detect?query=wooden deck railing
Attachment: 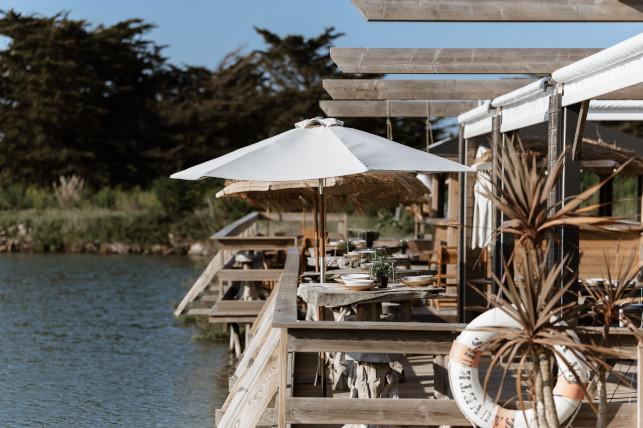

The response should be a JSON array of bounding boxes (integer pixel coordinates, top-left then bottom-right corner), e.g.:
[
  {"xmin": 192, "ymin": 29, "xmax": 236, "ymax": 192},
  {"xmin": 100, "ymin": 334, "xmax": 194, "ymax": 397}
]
[
  {"xmin": 175, "ymin": 211, "xmax": 266, "ymax": 316},
  {"xmin": 271, "ymin": 246, "xmax": 643, "ymax": 428}
]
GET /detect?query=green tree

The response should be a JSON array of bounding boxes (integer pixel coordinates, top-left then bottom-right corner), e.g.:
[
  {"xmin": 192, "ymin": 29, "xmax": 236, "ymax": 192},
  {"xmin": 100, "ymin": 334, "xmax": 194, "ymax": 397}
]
[
  {"xmin": 0, "ymin": 10, "xmax": 166, "ymax": 187},
  {"xmin": 0, "ymin": 12, "xmax": 446, "ymax": 193}
]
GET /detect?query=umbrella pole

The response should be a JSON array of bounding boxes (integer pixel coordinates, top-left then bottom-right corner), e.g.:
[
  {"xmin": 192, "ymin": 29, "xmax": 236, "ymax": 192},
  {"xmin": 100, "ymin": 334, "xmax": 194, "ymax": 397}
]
[
  {"xmin": 313, "ymin": 198, "xmax": 319, "ymax": 273},
  {"xmin": 319, "ymin": 178, "xmax": 326, "ymax": 283}
]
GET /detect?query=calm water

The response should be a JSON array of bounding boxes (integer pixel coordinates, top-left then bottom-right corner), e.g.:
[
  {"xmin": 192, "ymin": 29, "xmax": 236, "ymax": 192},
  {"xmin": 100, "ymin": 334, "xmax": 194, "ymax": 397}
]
[{"xmin": 0, "ymin": 254, "xmax": 232, "ymax": 428}]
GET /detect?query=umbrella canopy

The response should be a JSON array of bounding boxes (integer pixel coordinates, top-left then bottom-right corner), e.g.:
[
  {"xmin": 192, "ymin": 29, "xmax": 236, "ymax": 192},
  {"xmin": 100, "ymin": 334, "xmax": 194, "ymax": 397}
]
[
  {"xmin": 215, "ymin": 173, "xmax": 429, "ymax": 211},
  {"xmin": 171, "ymin": 118, "xmax": 472, "ymax": 181}
]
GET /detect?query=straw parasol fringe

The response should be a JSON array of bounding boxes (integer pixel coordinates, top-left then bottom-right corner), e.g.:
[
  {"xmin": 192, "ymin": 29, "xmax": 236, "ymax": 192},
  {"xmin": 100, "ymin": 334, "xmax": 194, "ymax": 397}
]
[{"xmin": 216, "ymin": 172, "xmax": 430, "ymax": 212}]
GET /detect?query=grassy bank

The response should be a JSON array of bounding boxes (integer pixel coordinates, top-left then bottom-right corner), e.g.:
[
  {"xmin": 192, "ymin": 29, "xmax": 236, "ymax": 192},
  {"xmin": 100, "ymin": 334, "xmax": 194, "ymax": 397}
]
[
  {"xmin": 0, "ymin": 179, "xmax": 252, "ymax": 254},
  {"xmin": 0, "ymin": 175, "xmax": 428, "ymax": 254}
]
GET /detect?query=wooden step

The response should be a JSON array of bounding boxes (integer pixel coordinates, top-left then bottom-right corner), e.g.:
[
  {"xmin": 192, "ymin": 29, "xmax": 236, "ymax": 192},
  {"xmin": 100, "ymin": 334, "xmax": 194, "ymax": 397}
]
[
  {"xmin": 208, "ymin": 300, "xmax": 266, "ymax": 324},
  {"xmin": 185, "ymin": 307, "xmax": 212, "ymax": 317},
  {"xmin": 212, "ymin": 300, "xmax": 265, "ymax": 316},
  {"xmin": 218, "ymin": 269, "xmax": 283, "ymax": 282},
  {"xmin": 199, "ymin": 293, "xmax": 220, "ymax": 303}
]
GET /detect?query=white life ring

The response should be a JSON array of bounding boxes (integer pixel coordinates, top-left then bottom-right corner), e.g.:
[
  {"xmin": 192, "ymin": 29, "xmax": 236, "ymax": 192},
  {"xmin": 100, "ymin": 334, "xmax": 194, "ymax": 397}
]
[{"xmin": 448, "ymin": 308, "xmax": 588, "ymax": 428}]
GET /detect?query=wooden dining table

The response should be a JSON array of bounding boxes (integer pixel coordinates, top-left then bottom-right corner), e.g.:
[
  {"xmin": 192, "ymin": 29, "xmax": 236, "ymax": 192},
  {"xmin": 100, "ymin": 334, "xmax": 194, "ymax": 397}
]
[
  {"xmin": 297, "ymin": 281, "xmax": 448, "ymax": 402},
  {"xmin": 302, "ymin": 267, "xmax": 437, "ymax": 279}
]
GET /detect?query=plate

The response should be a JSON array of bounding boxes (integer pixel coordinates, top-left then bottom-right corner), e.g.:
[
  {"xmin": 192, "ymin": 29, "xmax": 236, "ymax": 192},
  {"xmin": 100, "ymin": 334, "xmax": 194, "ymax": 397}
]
[
  {"xmin": 400, "ymin": 275, "xmax": 435, "ymax": 287},
  {"xmin": 341, "ymin": 282, "xmax": 375, "ymax": 291},
  {"xmin": 341, "ymin": 273, "xmax": 371, "ymax": 281},
  {"xmin": 342, "ymin": 278, "xmax": 375, "ymax": 290}
]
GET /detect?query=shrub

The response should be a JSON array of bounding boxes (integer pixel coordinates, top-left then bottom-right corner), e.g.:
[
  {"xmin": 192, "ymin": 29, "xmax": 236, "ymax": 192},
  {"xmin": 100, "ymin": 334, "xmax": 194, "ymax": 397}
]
[
  {"xmin": 32, "ymin": 219, "xmax": 66, "ymax": 252},
  {"xmin": 93, "ymin": 187, "xmax": 116, "ymax": 209},
  {"xmin": 0, "ymin": 183, "xmax": 25, "ymax": 210},
  {"xmin": 24, "ymin": 186, "xmax": 54, "ymax": 209},
  {"xmin": 153, "ymin": 178, "xmax": 212, "ymax": 218}
]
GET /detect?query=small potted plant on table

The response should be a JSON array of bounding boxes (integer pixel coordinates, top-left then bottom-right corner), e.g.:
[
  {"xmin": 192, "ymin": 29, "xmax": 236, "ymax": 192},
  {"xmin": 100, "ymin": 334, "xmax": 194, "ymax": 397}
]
[{"xmin": 370, "ymin": 253, "xmax": 393, "ymax": 288}]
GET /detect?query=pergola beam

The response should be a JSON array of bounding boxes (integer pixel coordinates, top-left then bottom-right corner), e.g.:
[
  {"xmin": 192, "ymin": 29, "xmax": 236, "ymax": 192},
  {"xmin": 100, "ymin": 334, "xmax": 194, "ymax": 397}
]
[
  {"xmin": 352, "ymin": 0, "xmax": 643, "ymax": 22},
  {"xmin": 324, "ymin": 79, "xmax": 643, "ymax": 101},
  {"xmin": 331, "ymin": 48, "xmax": 600, "ymax": 74},
  {"xmin": 319, "ymin": 100, "xmax": 478, "ymax": 118},
  {"xmin": 324, "ymin": 79, "xmax": 535, "ymax": 100}
]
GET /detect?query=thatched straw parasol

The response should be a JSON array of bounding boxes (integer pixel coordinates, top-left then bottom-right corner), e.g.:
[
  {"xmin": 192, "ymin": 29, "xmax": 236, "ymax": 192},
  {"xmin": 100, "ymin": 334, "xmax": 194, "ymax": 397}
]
[
  {"xmin": 215, "ymin": 172, "xmax": 429, "ymax": 212},
  {"xmin": 216, "ymin": 172, "xmax": 430, "ymax": 273}
]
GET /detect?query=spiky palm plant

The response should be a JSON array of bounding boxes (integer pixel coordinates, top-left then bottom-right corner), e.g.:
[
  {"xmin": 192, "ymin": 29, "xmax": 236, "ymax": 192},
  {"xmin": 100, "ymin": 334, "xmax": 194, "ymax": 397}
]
[
  {"xmin": 581, "ymin": 250, "xmax": 642, "ymax": 428},
  {"xmin": 478, "ymin": 136, "xmax": 637, "ymax": 428}
]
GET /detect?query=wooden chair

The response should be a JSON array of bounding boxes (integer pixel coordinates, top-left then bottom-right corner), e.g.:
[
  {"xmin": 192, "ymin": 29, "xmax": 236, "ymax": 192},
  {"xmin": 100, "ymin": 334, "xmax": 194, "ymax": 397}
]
[{"xmin": 426, "ymin": 242, "xmax": 458, "ymax": 309}]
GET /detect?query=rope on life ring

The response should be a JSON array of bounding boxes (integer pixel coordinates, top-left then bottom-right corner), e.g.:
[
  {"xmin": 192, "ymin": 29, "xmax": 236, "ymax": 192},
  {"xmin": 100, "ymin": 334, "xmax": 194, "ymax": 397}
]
[{"xmin": 447, "ymin": 308, "xmax": 589, "ymax": 428}]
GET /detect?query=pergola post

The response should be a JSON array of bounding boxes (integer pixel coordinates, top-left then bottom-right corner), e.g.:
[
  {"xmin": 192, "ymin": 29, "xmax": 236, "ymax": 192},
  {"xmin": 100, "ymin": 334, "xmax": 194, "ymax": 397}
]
[
  {"xmin": 547, "ymin": 89, "xmax": 582, "ymax": 287},
  {"xmin": 491, "ymin": 110, "xmax": 505, "ymax": 283},
  {"xmin": 598, "ymin": 174, "xmax": 614, "ymax": 217},
  {"xmin": 457, "ymin": 125, "xmax": 467, "ymax": 322}
]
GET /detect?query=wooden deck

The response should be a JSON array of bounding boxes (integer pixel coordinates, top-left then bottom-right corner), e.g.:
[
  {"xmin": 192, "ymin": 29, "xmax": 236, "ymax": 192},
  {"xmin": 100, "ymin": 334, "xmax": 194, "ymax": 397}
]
[{"xmin": 211, "ymin": 247, "xmax": 643, "ymax": 427}]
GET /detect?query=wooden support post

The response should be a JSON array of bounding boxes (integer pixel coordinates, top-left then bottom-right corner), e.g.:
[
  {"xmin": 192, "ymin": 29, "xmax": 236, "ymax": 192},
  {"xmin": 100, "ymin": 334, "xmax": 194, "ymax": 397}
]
[
  {"xmin": 599, "ymin": 174, "xmax": 614, "ymax": 217},
  {"xmin": 457, "ymin": 125, "xmax": 467, "ymax": 323},
  {"xmin": 638, "ymin": 343, "xmax": 643, "ymax": 428},
  {"xmin": 571, "ymin": 100, "xmax": 590, "ymax": 161},
  {"xmin": 548, "ymin": 92, "xmax": 562, "ymax": 269},
  {"xmin": 491, "ymin": 111, "xmax": 503, "ymax": 283},
  {"xmin": 561, "ymin": 106, "xmax": 582, "ymax": 288},
  {"xmin": 547, "ymin": 91, "xmax": 581, "ymax": 289},
  {"xmin": 229, "ymin": 324, "xmax": 242, "ymax": 358},
  {"xmin": 638, "ymin": 176, "xmax": 643, "ymax": 222},
  {"xmin": 279, "ymin": 328, "xmax": 288, "ymax": 428},
  {"xmin": 436, "ymin": 175, "xmax": 446, "ymax": 218},
  {"xmin": 432, "ymin": 355, "xmax": 452, "ymax": 400},
  {"xmin": 639, "ymin": 177, "xmax": 643, "ymax": 282}
]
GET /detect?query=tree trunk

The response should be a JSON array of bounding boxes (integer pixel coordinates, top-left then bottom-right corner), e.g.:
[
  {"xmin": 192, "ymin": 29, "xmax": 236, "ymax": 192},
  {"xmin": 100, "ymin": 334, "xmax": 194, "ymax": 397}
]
[
  {"xmin": 539, "ymin": 351, "xmax": 559, "ymax": 428},
  {"xmin": 535, "ymin": 359, "xmax": 548, "ymax": 428}
]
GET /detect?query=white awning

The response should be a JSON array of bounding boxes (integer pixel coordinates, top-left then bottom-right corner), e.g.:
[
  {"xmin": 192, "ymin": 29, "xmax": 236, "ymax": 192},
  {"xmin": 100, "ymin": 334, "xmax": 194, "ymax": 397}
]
[
  {"xmin": 552, "ymin": 32, "xmax": 643, "ymax": 106},
  {"xmin": 491, "ymin": 78, "xmax": 553, "ymax": 133},
  {"xmin": 587, "ymin": 100, "xmax": 643, "ymax": 121},
  {"xmin": 457, "ymin": 102, "xmax": 493, "ymax": 139}
]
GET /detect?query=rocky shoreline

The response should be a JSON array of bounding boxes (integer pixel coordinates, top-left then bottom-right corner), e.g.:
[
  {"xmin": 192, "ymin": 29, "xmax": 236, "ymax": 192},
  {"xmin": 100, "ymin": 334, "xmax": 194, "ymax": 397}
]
[{"xmin": 0, "ymin": 224, "xmax": 213, "ymax": 256}]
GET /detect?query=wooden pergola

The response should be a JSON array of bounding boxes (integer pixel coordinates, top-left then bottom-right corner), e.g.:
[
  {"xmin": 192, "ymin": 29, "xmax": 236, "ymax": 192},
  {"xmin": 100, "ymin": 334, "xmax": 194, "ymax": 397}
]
[
  {"xmin": 214, "ymin": 4, "xmax": 643, "ymax": 428},
  {"xmin": 319, "ymin": 2, "xmax": 643, "ymax": 327}
]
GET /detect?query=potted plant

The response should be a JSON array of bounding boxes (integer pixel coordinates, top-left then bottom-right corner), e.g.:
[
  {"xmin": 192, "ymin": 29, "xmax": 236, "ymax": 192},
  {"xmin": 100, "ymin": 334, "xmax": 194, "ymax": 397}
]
[{"xmin": 370, "ymin": 253, "xmax": 393, "ymax": 288}]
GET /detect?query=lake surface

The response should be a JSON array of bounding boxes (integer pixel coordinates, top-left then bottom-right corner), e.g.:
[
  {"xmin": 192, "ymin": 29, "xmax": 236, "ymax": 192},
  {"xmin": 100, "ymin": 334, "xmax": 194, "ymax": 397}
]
[{"xmin": 0, "ymin": 254, "xmax": 231, "ymax": 428}]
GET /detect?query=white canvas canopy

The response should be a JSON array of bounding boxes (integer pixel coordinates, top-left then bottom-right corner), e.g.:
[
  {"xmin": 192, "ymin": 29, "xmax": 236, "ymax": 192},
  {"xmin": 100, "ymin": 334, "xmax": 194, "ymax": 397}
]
[
  {"xmin": 457, "ymin": 32, "xmax": 643, "ymax": 137},
  {"xmin": 171, "ymin": 118, "xmax": 471, "ymax": 182}
]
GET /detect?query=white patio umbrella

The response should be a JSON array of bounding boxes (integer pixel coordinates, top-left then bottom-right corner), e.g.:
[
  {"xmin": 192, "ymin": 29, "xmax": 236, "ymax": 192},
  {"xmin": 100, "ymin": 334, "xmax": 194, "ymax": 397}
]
[{"xmin": 171, "ymin": 117, "xmax": 473, "ymax": 281}]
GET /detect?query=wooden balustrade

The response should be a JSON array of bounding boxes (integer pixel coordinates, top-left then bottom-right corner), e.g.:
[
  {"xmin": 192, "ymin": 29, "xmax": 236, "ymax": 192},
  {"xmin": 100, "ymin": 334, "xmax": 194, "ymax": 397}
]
[{"xmin": 269, "ymin": 246, "xmax": 643, "ymax": 428}]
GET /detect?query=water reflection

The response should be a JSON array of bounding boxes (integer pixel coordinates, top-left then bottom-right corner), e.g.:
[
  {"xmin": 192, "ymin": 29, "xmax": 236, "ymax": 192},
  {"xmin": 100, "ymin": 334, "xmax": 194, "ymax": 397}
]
[{"xmin": 0, "ymin": 254, "xmax": 231, "ymax": 428}]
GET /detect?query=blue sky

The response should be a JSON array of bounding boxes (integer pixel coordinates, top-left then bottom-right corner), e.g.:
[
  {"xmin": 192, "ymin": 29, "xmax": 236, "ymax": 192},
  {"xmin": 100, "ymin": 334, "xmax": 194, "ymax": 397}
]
[{"xmin": 3, "ymin": 0, "xmax": 643, "ymax": 68}]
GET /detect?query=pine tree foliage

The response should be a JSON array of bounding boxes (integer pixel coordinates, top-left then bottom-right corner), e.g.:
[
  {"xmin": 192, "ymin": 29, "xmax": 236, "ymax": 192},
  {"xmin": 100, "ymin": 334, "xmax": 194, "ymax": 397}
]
[{"xmin": 0, "ymin": 11, "xmax": 446, "ymax": 188}]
